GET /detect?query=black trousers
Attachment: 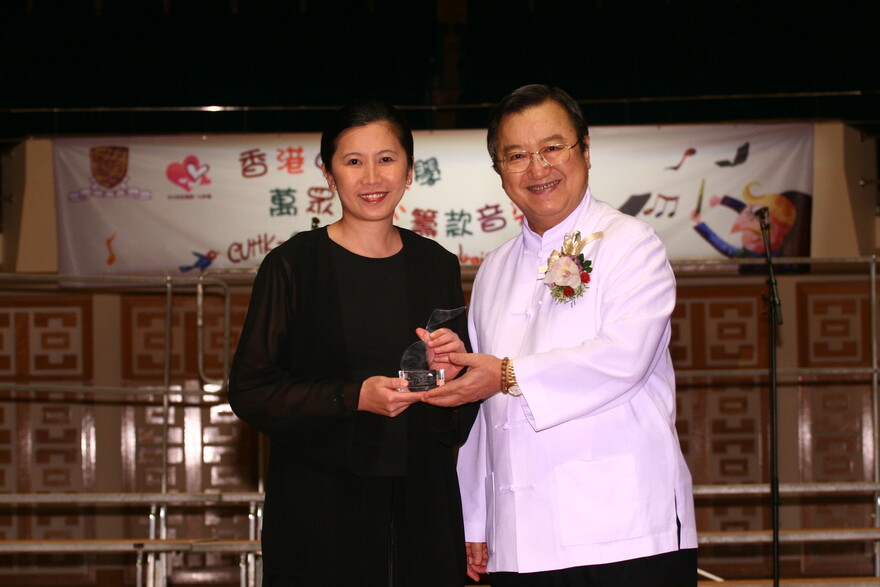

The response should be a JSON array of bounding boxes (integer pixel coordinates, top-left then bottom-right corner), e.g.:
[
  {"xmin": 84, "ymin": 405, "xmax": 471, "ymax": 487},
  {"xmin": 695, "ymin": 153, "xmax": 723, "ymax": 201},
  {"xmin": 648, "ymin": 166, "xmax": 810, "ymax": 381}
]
[{"xmin": 489, "ymin": 548, "xmax": 698, "ymax": 587}]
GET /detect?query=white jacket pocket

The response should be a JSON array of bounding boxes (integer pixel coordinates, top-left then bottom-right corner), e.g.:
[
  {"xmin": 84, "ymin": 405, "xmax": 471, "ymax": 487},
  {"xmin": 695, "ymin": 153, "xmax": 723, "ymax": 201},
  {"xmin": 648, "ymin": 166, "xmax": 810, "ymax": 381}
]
[{"xmin": 555, "ymin": 456, "xmax": 644, "ymax": 545}]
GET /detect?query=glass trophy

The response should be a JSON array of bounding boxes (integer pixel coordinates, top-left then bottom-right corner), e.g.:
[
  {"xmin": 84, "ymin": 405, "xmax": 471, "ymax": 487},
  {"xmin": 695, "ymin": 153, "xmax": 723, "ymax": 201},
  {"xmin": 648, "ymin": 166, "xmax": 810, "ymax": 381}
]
[
  {"xmin": 399, "ymin": 368, "xmax": 445, "ymax": 391},
  {"xmin": 398, "ymin": 306, "xmax": 465, "ymax": 392}
]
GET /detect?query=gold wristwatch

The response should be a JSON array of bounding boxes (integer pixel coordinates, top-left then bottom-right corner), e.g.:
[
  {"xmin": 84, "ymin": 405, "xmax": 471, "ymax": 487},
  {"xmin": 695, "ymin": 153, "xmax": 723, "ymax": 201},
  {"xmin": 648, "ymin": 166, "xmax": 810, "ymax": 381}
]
[{"xmin": 501, "ymin": 357, "xmax": 522, "ymax": 397}]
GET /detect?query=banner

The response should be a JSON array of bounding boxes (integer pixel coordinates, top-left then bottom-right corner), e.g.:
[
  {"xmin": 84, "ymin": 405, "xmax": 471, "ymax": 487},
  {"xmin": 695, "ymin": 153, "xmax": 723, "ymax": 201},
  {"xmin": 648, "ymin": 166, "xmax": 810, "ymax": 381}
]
[{"xmin": 53, "ymin": 123, "xmax": 812, "ymax": 275}]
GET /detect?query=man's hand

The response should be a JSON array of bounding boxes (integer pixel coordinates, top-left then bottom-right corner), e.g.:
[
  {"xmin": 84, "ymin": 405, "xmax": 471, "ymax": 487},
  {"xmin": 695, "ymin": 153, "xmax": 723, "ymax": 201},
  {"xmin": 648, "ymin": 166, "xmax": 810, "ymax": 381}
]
[
  {"xmin": 465, "ymin": 541, "xmax": 488, "ymax": 582},
  {"xmin": 357, "ymin": 376, "xmax": 423, "ymax": 417},
  {"xmin": 422, "ymin": 353, "xmax": 503, "ymax": 407},
  {"xmin": 416, "ymin": 327, "xmax": 466, "ymax": 380}
]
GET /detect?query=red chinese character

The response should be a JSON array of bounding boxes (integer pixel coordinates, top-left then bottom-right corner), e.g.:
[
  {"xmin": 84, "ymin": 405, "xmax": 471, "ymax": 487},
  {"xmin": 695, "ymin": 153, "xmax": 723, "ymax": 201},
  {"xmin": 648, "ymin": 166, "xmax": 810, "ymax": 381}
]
[
  {"xmin": 277, "ymin": 147, "xmax": 306, "ymax": 175},
  {"xmin": 477, "ymin": 203, "xmax": 507, "ymax": 233},
  {"xmin": 411, "ymin": 208, "xmax": 439, "ymax": 237},
  {"xmin": 510, "ymin": 202, "xmax": 525, "ymax": 226},
  {"xmin": 240, "ymin": 148, "xmax": 268, "ymax": 178},
  {"xmin": 307, "ymin": 187, "xmax": 334, "ymax": 215}
]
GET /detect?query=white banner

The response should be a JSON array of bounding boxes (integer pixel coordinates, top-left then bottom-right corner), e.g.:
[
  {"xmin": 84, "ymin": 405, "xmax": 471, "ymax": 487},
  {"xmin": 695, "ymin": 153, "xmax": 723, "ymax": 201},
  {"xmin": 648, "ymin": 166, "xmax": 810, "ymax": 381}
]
[{"xmin": 54, "ymin": 123, "xmax": 812, "ymax": 276}]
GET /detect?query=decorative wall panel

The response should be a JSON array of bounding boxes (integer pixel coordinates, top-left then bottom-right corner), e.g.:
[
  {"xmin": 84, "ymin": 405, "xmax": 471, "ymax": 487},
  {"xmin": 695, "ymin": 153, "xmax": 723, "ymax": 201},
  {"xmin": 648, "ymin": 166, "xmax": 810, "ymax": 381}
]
[
  {"xmin": 0, "ymin": 296, "xmax": 95, "ymax": 585},
  {"xmin": 120, "ymin": 292, "xmax": 254, "ymax": 584},
  {"xmin": 678, "ymin": 381, "xmax": 769, "ymax": 577},
  {"xmin": 797, "ymin": 281, "xmax": 875, "ymax": 576},
  {"xmin": 674, "ymin": 284, "xmax": 770, "ymax": 577},
  {"xmin": 121, "ymin": 294, "xmax": 248, "ymax": 384},
  {"xmin": 0, "ymin": 298, "xmax": 93, "ymax": 381},
  {"xmin": 797, "ymin": 281, "xmax": 872, "ymax": 368},
  {"xmin": 671, "ymin": 284, "xmax": 768, "ymax": 370}
]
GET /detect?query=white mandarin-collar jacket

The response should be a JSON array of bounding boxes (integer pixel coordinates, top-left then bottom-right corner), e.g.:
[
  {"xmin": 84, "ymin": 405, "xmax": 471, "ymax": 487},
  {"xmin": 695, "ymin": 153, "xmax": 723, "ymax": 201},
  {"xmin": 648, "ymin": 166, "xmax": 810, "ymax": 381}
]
[{"xmin": 457, "ymin": 188, "xmax": 697, "ymax": 573}]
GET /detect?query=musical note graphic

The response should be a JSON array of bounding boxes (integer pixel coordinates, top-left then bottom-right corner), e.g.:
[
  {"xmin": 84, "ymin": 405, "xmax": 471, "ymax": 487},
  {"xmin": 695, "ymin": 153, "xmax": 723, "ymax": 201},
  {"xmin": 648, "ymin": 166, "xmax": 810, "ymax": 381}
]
[
  {"xmin": 618, "ymin": 193, "xmax": 652, "ymax": 216},
  {"xmin": 694, "ymin": 179, "xmax": 706, "ymax": 215},
  {"xmin": 106, "ymin": 233, "xmax": 117, "ymax": 265},
  {"xmin": 643, "ymin": 194, "xmax": 680, "ymax": 217},
  {"xmin": 716, "ymin": 142, "xmax": 749, "ymax": 167},
  {"xmin": 665, "ymin": 147, "xmax": 697, "ymax": 171}
]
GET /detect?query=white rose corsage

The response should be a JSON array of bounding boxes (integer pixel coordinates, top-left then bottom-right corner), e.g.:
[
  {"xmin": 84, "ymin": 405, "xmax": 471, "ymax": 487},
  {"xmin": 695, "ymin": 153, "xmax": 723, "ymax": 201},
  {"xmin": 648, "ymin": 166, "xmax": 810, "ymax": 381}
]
[{"xmin": 539, "ymin": 230, "xmax": 603, "ymax": 304}]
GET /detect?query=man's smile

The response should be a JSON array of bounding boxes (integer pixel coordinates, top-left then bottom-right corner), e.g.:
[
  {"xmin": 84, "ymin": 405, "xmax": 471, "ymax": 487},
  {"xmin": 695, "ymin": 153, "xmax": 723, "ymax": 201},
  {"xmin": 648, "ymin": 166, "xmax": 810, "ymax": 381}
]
[{"xmin": 527, "ymin": 179, "xmax": 561, "ymax": 193}]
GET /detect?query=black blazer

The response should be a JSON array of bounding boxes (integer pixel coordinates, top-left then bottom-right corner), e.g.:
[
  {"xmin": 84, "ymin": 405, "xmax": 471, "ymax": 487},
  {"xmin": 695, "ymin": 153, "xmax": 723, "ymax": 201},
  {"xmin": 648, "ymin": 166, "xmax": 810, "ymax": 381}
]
[{"xmin": 229, "ymin": 226, "xmax": 478, "ymax": 585}]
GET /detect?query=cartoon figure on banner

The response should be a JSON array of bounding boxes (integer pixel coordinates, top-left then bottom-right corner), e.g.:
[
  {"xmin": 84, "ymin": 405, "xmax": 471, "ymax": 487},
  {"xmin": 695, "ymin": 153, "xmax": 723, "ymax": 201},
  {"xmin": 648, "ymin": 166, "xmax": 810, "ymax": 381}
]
[
  {"xmin": 166, "ymin": 155, "xmax": 212, "ymax": 192},
  {"xmin": 68, "ymin": 146, "xmax": 152, "ymax": 202},
  {"xmin": 180, "ymin": 250, "xmax": 218, "ymax": 273},
  {"xmin": 690, "ymin": 181, "xmax": 812, "ymax": 259}
]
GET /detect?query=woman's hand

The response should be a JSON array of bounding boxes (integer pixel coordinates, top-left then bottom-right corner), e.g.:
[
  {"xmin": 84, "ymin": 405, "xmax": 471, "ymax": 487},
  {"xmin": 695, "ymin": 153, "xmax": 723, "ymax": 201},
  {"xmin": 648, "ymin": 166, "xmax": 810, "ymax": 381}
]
[
  {"xmin": 357, "ymin": 376, "xmax": 424, "ymax": 417},
  {"xmin": 465, "ymin": 541, "xmax": 488, "ymax": 582},
  {"xmin": 417, "ymin": 327, "xmax": 467, "ymax": 380}
]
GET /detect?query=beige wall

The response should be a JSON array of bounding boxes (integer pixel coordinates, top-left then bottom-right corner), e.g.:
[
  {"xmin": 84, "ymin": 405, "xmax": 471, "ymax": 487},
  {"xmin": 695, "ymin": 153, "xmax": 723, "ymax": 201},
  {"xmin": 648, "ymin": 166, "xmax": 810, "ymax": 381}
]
[
  {"xmin": 1, "ymin": 139, "xmax": 57, "ymax": 272},
  {"xmin": 811, "ymin": 122, "xmax": 878, "ymax": 257},
  {"xmin": 1, "ymin": 124, "xmax": 876, "ymax": 274}
]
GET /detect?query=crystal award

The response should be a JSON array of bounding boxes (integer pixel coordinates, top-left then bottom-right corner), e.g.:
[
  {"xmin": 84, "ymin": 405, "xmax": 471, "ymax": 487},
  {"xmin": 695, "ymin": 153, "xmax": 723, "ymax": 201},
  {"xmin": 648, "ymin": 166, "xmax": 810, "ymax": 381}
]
[{"xmin": 398, "ymin": 306, "xmax": 466, "ymax": 392}]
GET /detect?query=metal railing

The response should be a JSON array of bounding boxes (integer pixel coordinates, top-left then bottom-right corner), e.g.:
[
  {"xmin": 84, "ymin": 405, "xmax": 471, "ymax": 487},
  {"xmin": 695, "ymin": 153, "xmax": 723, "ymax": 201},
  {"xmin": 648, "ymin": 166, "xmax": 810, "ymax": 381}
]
[{"xmin": 0, "ymin": 272, "xmax": 254, "ymax": 587}]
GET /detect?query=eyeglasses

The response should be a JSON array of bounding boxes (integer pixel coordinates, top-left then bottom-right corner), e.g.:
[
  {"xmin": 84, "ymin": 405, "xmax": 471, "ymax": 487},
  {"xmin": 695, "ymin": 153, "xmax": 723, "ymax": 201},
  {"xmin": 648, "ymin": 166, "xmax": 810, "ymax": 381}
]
[{"xmin": 498, "ymin": 142, "xmax": 579, "ymax": 174}]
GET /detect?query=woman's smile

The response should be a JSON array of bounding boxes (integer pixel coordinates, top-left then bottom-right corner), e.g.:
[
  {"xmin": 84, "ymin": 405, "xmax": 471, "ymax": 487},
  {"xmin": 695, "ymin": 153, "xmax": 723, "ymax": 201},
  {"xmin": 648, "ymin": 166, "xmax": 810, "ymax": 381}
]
[{"xmin": 359, "ymin": 191, "xmax": 388, "ymax": 203}]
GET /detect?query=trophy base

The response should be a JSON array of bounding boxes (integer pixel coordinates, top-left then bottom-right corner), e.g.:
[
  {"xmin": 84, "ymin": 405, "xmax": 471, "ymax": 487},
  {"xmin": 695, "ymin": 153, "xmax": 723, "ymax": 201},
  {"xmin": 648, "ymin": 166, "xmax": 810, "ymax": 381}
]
[{"xmin": 398, "ymin": 369, "xmax": 445, "ymax": 392}]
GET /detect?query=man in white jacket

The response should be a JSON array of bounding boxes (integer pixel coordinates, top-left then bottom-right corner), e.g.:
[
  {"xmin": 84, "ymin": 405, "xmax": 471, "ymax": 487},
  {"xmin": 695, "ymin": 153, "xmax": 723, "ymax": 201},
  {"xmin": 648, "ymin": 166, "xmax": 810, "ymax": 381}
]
[{"xmin": 424, "ymin": 84, "xmax": 697, "ymax": 586}]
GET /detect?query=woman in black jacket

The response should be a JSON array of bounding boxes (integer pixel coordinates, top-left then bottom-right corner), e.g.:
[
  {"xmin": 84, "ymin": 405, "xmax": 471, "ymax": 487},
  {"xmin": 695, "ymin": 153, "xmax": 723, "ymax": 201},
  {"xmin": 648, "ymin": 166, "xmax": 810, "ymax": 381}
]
[{"xmin": 228, "ymin": 99, "xmax": 478, "ymax": 586}]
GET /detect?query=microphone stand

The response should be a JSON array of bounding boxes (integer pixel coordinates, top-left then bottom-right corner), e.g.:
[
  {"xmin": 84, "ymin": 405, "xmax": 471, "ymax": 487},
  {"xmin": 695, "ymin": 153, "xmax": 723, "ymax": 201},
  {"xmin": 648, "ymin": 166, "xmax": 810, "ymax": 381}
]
[{"xmin": 756, "ymin": 207, "xmax": 783, "ymax": 587}]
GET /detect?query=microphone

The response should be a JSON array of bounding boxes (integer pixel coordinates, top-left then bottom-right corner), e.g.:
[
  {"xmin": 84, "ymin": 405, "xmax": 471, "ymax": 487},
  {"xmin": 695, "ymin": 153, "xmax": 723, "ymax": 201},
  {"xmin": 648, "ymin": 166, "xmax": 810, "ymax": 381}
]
[{"xmin": 754, "ymin": 207, "xmax": 769, "ymax": 221}]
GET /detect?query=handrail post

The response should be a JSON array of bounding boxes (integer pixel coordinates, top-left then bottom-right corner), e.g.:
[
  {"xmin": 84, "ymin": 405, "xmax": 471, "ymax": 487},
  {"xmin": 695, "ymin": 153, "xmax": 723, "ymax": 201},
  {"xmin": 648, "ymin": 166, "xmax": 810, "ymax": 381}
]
[
  {"xmin": 196, "ymin": 275, "xmax": 232, "ymax": 390},
  {"xmin": 159, "ymin": 504, "xmax": 168, "ymax": 587},
  {"xmin": 247, "ymin": 501, "xmax": 257, "ymax": 587},
  {"xmin": 147, "ymin": 504, "xmax": 157, "ymax": 587},
  {"xmin": 872, "ymin": 256, "xmax": 879, "ymax": 577},
  {"xmin": 161, "ymin": 277, "xmax": 173, "ymax": 587},
  {"xmin": 136, "ymin": 550, "xmax": 144, "ymax": 587}
]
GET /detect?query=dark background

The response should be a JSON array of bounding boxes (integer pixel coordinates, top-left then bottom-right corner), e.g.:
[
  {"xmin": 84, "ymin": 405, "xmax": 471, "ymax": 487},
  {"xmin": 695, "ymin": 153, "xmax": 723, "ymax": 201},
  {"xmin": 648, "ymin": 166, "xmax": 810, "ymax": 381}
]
[{"xmin": 1, "ymin": 0, "xmax": 878, "ymax": 138}]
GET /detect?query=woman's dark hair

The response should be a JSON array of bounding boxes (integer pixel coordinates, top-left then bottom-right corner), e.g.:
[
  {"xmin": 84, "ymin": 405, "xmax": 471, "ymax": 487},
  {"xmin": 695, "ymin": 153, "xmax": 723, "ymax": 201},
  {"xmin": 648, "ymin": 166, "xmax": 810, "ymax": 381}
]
[
  {"xmin": 320, "ymin": 99, "xmax": 414, "ymax": 173},
  {"xmin": 487, "ymin": 84, "xmax": 589, "ymax": 172}
]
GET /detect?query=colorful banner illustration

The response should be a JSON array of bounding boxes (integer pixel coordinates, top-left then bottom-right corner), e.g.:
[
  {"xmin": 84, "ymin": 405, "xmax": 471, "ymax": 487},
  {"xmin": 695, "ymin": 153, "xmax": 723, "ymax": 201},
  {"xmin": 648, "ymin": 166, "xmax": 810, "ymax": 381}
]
[{"xmin": 53, "ymin": 124, "xmax": 812, "ymax": 276}]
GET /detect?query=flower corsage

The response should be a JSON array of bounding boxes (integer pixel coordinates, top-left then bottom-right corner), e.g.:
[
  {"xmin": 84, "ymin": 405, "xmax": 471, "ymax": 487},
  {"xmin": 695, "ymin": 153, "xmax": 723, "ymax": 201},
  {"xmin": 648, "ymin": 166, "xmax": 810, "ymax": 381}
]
[{"xmin": 540, "ymin": 230, "xmax": 603, "ymax": 304}]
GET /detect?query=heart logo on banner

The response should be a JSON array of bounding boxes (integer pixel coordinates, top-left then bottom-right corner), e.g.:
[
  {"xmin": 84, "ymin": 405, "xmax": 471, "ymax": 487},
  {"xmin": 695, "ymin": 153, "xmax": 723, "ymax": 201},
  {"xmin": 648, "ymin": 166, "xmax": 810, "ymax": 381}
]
[{"xmin": 166, "ymin": 155, "xmax": 212, "ymax": 192}]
